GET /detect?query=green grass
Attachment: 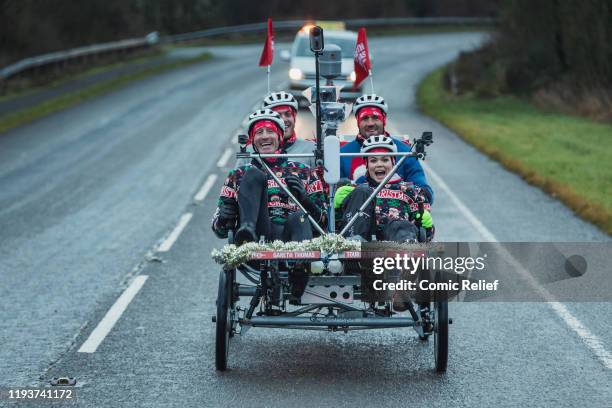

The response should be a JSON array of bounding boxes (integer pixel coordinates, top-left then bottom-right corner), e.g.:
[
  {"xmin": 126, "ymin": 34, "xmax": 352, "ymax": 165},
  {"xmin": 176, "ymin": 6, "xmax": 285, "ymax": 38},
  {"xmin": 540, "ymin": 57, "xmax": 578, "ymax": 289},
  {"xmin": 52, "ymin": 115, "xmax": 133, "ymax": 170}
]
[
  {"xmin": 417, "ymin": 67, "xmax": 612, "ymax": 234},
  {"xmin": 0, "ymin": 53, "xmax": 211, "ymax": 134}
]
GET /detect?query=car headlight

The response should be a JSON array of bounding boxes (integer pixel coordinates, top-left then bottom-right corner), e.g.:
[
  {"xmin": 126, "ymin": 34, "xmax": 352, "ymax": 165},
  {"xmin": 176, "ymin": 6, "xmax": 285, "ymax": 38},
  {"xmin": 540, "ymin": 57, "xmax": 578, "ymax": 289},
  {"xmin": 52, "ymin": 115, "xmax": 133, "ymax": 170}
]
[
  {"xmin": 289, "ymin": 68, "xmax": 304, "ymax": 81},
  {"xmin": 348, "ymin": 71, "xmax": 356, "ymax": 82}
]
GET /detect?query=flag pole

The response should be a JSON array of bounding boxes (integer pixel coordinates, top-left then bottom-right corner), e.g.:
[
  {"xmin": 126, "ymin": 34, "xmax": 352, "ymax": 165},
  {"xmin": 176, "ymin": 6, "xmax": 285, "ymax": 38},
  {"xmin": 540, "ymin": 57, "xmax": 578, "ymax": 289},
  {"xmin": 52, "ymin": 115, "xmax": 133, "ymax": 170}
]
[
  {"xmin": 368, "ymin": 69, "xmax": 374, "ymax": 93},
  {"xmin": 267, "ymin": 65, "xmax": 271, "ymax": 94}
]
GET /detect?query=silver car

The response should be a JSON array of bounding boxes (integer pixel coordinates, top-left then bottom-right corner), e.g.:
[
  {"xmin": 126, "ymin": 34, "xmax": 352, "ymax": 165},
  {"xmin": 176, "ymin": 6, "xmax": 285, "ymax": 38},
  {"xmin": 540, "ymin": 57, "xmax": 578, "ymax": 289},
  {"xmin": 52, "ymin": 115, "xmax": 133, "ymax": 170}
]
[{"xmin": 282, "ymin": 29, "xmax": 364, "ymax": 104}]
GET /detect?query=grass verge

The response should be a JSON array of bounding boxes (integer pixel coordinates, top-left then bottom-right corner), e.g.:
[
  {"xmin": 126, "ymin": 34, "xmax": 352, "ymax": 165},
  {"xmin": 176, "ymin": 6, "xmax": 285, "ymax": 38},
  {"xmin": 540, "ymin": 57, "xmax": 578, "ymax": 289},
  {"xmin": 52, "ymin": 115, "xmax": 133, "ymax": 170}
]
[
  {"xmin": 0, "ymin": 53, "xmax": 211, "ymax": 134},
  {"xmin": 417, "ymin": 67, "xmax": 612, "ymax": 234}
]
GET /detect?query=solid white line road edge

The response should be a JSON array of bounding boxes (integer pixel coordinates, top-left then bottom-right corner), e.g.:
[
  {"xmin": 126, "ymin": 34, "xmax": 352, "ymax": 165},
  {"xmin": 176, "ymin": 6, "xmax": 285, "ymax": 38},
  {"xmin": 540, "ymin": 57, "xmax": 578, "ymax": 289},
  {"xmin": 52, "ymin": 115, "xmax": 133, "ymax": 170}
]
[
  {"xmin": 157, "ymin": 213, "xmax": 193, "ymax": 252},
  {"xmin": 422, "ymin": 161, "xmax": 497, "ymax": 242},
  {"xmin": 194, "ymin": 174, "xmax": 218, "ymax": 201},
  {"xmin": 399, "ymin": 123, "xmax": 612, "ymax": 369},
  {"xmin": 78, "ymin": 275, "xmax": 149, "ymax": 353}
]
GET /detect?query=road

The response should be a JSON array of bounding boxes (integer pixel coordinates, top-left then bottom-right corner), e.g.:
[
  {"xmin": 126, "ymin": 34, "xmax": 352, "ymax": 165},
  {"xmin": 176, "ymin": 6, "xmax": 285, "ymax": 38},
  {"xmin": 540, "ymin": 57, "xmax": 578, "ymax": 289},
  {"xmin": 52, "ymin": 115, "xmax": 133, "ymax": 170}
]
[{"xmin": 0, "ymin": 33, "xmax": 610, "ymax": 407}]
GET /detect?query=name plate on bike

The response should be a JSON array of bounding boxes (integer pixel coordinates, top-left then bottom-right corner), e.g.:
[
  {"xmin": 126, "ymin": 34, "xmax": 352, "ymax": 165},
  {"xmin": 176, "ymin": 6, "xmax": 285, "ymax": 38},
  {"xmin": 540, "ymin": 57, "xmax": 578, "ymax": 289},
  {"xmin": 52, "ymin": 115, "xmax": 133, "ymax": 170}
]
[
  {"xmin": 250, "ymin": 251, "xmax": 322, "ymax": 260},
  {"xmin": 339, "ymin": 249, "xmax": 427, "ymax": 259},
  {"xmin": 340, "ymin": 251, "xmax": 362, "ymax": 259}
]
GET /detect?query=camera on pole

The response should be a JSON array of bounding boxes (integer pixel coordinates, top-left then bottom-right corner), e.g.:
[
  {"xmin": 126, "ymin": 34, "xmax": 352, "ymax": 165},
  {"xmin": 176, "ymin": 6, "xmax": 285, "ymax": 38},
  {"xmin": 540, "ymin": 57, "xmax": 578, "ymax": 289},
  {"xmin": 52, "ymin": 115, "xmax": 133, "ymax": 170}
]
[
  {"xmin": 305, "ymin": 26, "xmax": 351, "ymax": 232},
  {"xmin": 306, "ymin": 41, "xmax": 350, "ymax": 138}
]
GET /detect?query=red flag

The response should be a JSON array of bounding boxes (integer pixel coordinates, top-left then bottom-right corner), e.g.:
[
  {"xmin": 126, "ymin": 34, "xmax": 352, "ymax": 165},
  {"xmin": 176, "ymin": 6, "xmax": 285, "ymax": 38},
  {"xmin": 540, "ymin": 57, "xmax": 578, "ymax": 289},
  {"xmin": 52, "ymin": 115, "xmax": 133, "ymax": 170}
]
[
  {"xmin": 353, "ymin": 27, "xmax": 371, "ymax": 88},
  {"xmin": 258, "ymin": 18, "xmax": 274, "ymax": 67}
]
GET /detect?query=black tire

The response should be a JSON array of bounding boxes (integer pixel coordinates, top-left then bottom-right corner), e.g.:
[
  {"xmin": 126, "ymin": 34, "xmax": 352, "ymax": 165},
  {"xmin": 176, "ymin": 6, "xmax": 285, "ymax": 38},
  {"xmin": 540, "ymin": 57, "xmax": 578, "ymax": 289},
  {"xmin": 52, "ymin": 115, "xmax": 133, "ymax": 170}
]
[
  {"xmin": 215, "ymin": 270, "xmax": 233, "ymax": 371},
  {"xmin": 434, "ymin": 300, "xmax": 448, "ymax": 372}
]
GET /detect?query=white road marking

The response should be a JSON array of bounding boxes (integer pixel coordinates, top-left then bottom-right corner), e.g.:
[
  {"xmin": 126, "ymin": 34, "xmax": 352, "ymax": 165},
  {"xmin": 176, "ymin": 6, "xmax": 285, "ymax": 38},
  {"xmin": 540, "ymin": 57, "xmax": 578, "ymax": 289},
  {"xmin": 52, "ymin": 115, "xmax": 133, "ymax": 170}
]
[
  {"xmin": 495, "ymin": 247, "xmax": 612, "ymax": 369},
  {"xmin": 388, "ymin": 123, "xmax": 612, "ymax": 369},
  {"xmin": 194, "ymin": 174, "xmax": 218, "ymax": 201},
  {"xmin": 78, "ymin": 275, "xmax": 149, "ymax": 353},
  {"xmin": 157, "ymin": 213, "xmax": 193, "ymax": 252},
  {"xmin": 422, "ymin": 162, "xmax": 496, "ymax": 242},
  {"xmin": 216, "ymin": 147, "xmax": 233, "ymax": 168}
]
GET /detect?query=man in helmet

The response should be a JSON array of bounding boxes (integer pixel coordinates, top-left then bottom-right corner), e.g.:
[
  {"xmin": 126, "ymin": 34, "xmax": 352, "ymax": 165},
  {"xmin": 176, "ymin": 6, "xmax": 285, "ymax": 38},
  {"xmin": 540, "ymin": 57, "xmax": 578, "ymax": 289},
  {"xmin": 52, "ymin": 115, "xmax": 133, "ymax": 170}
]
[
  {"xmin": 337, "ymin": 135, "xmax": 434, "ymax": 242},
  {"xmin": 339, "ymin": 94, "xmax": 434, "ymax": 203},
  {"xmin": 236, "ymin": 91, "xmax": 316, "ymax": 168},
  {"xmin": 213, "ymin": 109, "xmax": 326, "ymax": 245}
]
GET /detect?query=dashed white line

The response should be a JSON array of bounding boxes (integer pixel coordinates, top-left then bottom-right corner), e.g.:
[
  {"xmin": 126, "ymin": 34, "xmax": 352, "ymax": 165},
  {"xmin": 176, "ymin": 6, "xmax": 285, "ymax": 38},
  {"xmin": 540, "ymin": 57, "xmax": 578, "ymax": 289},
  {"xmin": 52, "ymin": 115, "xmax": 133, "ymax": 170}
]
[
  {"xmin": 194, "ymin": 174, "xmax": 218, "ymax": 201},
  {"xmin": 78, "ymin": 275, "xmax": 149, "ymax": 353},
  {"xmin": 76, "ymin": 116, "xmax": 254, "ymax": 354},
  {"xmin": 216, "ymin": 147, "xmax": 233, "ymax": 168},
  {"xmin": 157, "ymin": 213, "xmax": 193, "ymax": 252},
  {"xmin": 395, "ymin": 123, "xmax": 612, "ymax": 370}
]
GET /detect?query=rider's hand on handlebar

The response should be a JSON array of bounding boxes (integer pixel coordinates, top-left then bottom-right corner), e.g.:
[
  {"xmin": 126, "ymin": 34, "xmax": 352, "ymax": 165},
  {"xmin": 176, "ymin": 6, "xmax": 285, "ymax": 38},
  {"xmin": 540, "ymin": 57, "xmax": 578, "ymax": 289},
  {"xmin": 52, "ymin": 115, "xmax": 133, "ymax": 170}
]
[
  {"xmin": 218, "ymin": 200, "xmax": 239, "ymax": 225},
  {"xmin": 284, "ymin": 175, "xmax": 307, "ymax": 202},
  {"xmin": 414, "ymin": 209, "xmax": 433, "ymax": 228},
  {"xmin": 334, "ymin": 185, "xmax": 355, "ymax": 209}
]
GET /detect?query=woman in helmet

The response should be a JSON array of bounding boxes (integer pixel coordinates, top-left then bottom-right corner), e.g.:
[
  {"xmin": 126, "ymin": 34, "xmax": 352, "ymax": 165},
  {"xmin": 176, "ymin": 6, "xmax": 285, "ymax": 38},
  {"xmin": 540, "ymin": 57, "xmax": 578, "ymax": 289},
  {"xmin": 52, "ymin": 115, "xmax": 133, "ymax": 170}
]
[
  {"xmin": 337, "ymin": 135, "xmax": 434, "ymax": 242},
  {"xmin": 339, "ymin": 94, "xmax": 434, "ymax": 204},
  {"xmin": 212, "ymin": 109, "xmax": 326, "ymax": 244}
]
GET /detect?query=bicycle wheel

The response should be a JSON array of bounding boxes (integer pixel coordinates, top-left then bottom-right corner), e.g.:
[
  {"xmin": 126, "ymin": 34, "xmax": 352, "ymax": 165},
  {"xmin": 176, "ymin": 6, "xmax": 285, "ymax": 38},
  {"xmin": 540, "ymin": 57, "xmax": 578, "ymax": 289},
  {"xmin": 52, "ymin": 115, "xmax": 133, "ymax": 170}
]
[
  {"xmin": 215, "ymin": 269, "xmax": 233, "ymax": 371},
  {"xmin": 434, "ymin": 300, "xmax": 448, "ymax": 372}
]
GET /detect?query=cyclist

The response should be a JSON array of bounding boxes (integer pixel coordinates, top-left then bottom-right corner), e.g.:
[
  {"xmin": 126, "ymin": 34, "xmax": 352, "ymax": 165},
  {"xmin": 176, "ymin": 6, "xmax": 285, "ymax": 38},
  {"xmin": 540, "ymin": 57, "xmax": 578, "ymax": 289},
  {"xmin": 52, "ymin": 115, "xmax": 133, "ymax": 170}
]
[
  {"xmin": 236, "ymin": 91, "xmax": 316, "ymax": 168},
  {"xmin": 213, "ymin": 109, "xmax": 326, "ymax": 245},
  {"xmin": 337, "ymin": 135, "xmax": 434, "ymax": 242},
  {"xmin": 339, "ymin": 94, "xmax": 433, "ymax": 203}
]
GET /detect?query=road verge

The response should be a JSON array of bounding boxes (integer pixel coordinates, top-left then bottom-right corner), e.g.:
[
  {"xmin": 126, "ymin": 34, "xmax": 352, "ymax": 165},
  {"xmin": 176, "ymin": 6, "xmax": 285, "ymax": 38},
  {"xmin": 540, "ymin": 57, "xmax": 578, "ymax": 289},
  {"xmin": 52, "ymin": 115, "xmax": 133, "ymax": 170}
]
[
  {"xmin": 417, "ymin": 67, "xmax": 612, "ymax": 235},
  {"xmin": 0, "ymin": 52, "xmax": 211, "ymax": 134}
]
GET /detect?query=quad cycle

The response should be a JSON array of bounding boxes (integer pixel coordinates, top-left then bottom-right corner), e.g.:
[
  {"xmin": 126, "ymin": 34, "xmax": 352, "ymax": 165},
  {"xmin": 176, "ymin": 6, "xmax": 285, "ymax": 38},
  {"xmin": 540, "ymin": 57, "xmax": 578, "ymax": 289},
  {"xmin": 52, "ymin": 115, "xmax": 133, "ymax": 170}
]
[
  {"xmin": 213, "ymin": 131, "xmax": 450, "ymax": 373},
  {"xmin": 213, "ymin": 24, "xmax": 448, "ymax": 373}
]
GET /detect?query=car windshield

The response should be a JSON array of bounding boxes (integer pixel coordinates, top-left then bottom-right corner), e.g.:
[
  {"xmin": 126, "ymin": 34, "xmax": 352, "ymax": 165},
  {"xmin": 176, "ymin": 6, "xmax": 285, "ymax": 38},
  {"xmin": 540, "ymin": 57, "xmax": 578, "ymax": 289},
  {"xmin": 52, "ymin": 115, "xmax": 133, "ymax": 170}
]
[{"xmin": 295, "ymin": 35, "xmax": 357, "ymax": 58}]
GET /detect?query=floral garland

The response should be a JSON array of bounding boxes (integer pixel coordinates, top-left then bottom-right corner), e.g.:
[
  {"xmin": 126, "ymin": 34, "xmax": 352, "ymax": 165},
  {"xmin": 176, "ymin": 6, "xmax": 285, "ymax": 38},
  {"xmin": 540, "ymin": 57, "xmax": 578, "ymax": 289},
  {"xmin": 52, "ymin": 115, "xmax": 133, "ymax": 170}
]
[{"xmin": 211, "ymin": 234, "xmax": 361, "ymax": 269}]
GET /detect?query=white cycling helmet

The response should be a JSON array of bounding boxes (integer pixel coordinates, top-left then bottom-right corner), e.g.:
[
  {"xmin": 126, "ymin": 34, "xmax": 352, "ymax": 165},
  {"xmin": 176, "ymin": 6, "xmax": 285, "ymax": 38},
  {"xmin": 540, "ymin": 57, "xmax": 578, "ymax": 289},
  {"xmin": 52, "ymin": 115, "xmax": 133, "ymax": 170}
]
[
  {"xmin": 262, "ymin": 91, "xmax": 299, "ymax": 111},
  {"xmin": 246, "ymin": 109, "xmax": 285, "ymax": 136},
  {"xmin": 361, "ymin": 135, "xmax": 397, "ymax": 154},
  {"xmin": 352, "ymin": 94, "xmax": 388, "ymax": 115}
]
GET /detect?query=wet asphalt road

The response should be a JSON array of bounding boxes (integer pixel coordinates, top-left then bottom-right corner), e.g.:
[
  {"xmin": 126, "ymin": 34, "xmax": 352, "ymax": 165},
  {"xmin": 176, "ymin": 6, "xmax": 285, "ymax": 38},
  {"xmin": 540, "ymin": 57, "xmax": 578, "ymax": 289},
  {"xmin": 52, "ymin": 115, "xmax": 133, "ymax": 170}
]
[{"xmin": 0, "ymin": 33, "xmax": 610, "ymax": 407}]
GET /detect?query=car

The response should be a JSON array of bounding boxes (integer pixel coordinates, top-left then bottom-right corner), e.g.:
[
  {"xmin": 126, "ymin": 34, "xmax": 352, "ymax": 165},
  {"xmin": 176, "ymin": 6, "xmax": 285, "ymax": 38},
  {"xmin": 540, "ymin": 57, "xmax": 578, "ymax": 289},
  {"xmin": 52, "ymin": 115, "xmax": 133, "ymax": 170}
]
[{"xmin": 281, "ymin": 26, "xmax": 365, "ymax": 105}]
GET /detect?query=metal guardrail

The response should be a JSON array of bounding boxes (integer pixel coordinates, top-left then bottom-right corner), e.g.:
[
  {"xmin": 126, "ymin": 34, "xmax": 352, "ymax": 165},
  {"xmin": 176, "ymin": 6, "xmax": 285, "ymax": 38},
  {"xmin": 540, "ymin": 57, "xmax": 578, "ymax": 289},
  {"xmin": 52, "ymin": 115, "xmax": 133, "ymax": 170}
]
[
  {"xmin": 0, "ymin": 17, "xmax": 494, "ymax": 82},
  {"xmin": 0, "ymin": 32, "xmax": 159, "ymax": 81},
  {"xmin": 163, "ymin": 17, "xmax": 495, "ymax": 43},
  {"xmin": 162, "ymin": 20, "xmax": 307, "ymax": 43}
]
